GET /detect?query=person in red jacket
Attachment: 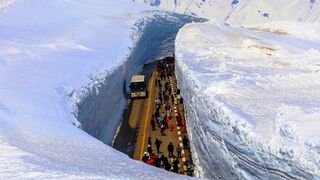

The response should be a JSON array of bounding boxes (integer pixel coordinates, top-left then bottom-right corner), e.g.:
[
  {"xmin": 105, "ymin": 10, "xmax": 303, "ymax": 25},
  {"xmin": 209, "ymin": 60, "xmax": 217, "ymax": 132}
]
[
  {"xmin": 151, "ymin": 114, "xmax": 156, "ymax": 130},
  {"xmin": 176, "ymin": 113, "xmax": 183, "ymax": 127},
  {"xmin": 146, "ymin": 158, "xmax": 154, "ymax": 166},
  {"xmin": 164, "ymin": 116, "xmax": 170, "ymax": 129}
]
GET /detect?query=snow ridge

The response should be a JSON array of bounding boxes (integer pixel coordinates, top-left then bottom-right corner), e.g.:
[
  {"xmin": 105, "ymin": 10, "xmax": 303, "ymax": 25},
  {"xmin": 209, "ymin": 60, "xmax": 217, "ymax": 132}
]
[
  {"xmin": 134, "ymin": 0, "xmax": 320, "ymax": 24},
  {"xmin": 175, "ymin": 21, "xmax": 320, "ymax": 179},
  {"xmin": 0, "ymin": 0, "xmax": 25, "ymax": 14}
]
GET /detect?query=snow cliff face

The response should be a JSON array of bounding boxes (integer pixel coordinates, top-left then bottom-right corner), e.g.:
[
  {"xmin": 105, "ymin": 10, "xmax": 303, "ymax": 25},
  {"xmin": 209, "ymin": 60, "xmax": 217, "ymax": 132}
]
[
  {"xmin": 0, "ymin": 0, "xmax": 198, "ymax": 178},
  {"xmin": 134, "ymin": 0, "xmax": 320, "ymax": 24},
  {"xmin": 175, "ymin": 21, "xmax": 320, "ymax": 179}
]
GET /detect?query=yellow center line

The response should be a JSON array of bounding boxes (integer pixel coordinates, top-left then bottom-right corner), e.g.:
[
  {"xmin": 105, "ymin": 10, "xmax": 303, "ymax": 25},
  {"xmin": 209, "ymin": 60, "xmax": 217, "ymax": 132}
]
[{"xmin": 140, "ymin": 71, "xmax": 154, "ymax": 160}]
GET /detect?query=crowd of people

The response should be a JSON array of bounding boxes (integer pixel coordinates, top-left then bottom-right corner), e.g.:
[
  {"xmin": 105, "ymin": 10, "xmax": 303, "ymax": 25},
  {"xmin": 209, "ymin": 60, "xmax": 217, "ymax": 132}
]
[
  {"xmin": 141, "ymin": 58, "xmax": 190, "ymax": 174},
  {"xmin": 142, "ymin": 138, "xmax": 180, "ymax": 173}
]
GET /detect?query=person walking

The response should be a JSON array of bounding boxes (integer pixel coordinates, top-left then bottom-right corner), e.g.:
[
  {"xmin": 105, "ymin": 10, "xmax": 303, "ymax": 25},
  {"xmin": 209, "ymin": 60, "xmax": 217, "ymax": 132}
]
[
  {"xmin": 154, "ymin": 155, "xmax": 161, "ymax": 167},
  {"xmin": 146, "ymin": 157, "xmax": 154, "ymax": 166},
  {"xmin": 159, "ymin": 94, "xmax": 163, "ymax": 104},
  {"xmin": 147, "ymin": 144, "xmax": 153, "ymax": 155},
  {"xmin": 160, "ymin": 123, "xmax": 166, "ymax": 136},
  {"xmin": 155, "ymin": 138, "xmax": 162, "ymax": 153},
  {"xmin": 164, "ymin": 156, "xmax": 170, "ymax": 171},
  {"xmin": 171, "ymin": 94, "xmax": 174, "ymax": 104},
  {"xmin": 167, "ymin": 142, "xmax": 174, "ymax": 157},
  {"xmin": 177, "ymin": 145, "xmax": 182, "ymax": 158},
  {"xmin": 142, "ymin": 152, "xmax": 149, "ymax": 163},
  {"xmin": 176, "ymin": 113, "xmax": 183, "ymax": 127},
  {"xmin": 174, "ymin": 95, "xmax": 178, "ymax": 105},
  {"xmin": 173, "ymin": 157, "xmax": 179, "ymax": 173},
  {"xmin": 151, "ymin": 115, "xmax": 156, "ymax": 130},
  {"xmin": 164, "ymin": 116, "xmax": 169, "ymax": 129},
  {"xmin": 183, "ymin": 135, "xmax": 189, "ymax": 150},
  {"xmin": 148, "ymin": 137, "xmax": 152, "ymax": 146},
  {"xmin": 168, "ymin": 156, "xmax": 174, "ymax": 169}
]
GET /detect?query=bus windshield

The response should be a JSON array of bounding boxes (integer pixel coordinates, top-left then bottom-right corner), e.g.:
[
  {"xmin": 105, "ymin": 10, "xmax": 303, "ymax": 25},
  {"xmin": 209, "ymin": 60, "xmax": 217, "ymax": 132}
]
[{"xmin": 129, "ymin": 82, "xmax": 146, "ymax": 92}]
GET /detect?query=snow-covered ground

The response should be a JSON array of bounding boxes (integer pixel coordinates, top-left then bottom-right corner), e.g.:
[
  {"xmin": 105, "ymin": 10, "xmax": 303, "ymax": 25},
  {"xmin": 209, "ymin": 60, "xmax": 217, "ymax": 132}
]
[
  {"xmin": 0, "ymin": 0, "xmax": 25, "ymax": 14},
  {"xmin": 175, "ymin": 21, "xmax": 320, "ymax": 179},
  {"xmin": 0, "ymin": 0, "xmax": 198, "ymax": 178},
  {"xmin": 134, "ymin": 0, "xmax": 320, "ymax": 25}
]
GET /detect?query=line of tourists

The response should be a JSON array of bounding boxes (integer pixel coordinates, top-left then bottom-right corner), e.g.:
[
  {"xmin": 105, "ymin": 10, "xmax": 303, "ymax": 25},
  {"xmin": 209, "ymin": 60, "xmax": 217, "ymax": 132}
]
[{"xmin": 142, "ymin": 57, "xmax": 191, "ymax": 174}]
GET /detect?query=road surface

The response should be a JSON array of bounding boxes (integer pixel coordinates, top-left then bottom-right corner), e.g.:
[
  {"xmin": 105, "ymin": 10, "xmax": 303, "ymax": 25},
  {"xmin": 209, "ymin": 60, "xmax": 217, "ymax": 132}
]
[{"xmin": 113, "ymin": 58, "xmax": 193, "ymax": 175}]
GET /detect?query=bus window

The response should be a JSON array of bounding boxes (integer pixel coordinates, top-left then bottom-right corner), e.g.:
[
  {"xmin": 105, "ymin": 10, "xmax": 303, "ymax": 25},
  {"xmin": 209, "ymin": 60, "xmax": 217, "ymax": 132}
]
[{"xmin": 129, "ymin": 82, "xmax": 145, "ymax": 92}]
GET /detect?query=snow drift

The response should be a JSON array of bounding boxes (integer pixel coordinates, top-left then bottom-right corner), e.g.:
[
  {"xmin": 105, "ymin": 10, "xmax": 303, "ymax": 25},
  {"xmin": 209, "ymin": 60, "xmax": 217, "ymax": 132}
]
[
  {"xmin": 175, "ymin": 21, "xmax": 320, "ymax": 179},
  {"xmin": 0, "ymin": 0, "xmax": 199, "ymax": 178},
  {"xmin": 134, "ymin": 0, "xmax": 320, "ymax": 25}
]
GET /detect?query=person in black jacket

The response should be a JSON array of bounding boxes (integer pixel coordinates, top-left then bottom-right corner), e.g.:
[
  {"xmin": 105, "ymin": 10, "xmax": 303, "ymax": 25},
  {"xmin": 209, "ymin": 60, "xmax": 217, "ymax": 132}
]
[
  {"xmin": 148, "ymin": 137, "xmax": 152, "ymax": 145},
  {"xmin": 155, "ymin": 138, "xmax": 162, "ymax": 153},
  {"xmin": 147, "ymin": 144, "xmax": 152, "ymax": 155},
  {"xmin": 167, "ymin": 142, "xmax": 174, "ymax": 157},
  {"xmin": 173, "ymin": 157, "xmax": 179, "ymax": 173}
]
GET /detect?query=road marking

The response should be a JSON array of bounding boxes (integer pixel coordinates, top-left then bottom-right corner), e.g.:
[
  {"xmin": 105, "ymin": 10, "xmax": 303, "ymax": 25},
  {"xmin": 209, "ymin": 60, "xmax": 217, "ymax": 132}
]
[
  {"xmin": 179, "ymin": 136, "xmax": 182, "ymax": 141},
  {"xmin": 175, "ymin": 113, "xmax": 178, "ymax": 116},
  {"xmin": 140, "ymin": 72, "xmax": 154, "ymax": 160},
  {"xmin": 182, "ymin": 157, "xmax": 186, "ymax": 162},
  {"xmin": 174, "ymin": 110, "xmax": 177, "ymax": 113},
  {"xmin": 178, "ymin": 131, "xmax": 181, "ymax": 135},
  {"xmin": 174, "ymin": 107, "xmax": 177, "ymax": 109},
  {"xmin": 182, "ymin": 150, "xmax": 185, "ymax": 155},
  {"xmin": 180, "ymin": 143, "xmax": 183, "ymax": 147},
  {"xmin": 177, "ymin": 126, "xmax": 180, "ymax": 130},
  {"xmin": 183, "ymin": 165, "xmax": 187, "ymax": 171}
]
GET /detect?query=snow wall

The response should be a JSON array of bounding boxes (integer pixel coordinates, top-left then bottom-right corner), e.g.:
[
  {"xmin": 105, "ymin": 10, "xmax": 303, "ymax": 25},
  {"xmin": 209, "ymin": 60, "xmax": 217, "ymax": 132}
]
[
  {"xmin": 77, "ymin": 12, "xmax": 204, "ymax": 145},
  {"xmin": 175, "ymin": 25, "xmax": 316, "ymax": 180}
]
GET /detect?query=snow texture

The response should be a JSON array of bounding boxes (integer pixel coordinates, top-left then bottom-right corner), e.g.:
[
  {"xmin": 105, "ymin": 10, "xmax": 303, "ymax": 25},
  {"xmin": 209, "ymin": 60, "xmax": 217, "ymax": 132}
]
[
  {"xmin": 134, "ymin": 0, "xmax": 320, "ymax": 25},
  {"xmin": 175, "ymin": 21, "xmax": 320, "ymax": 179},
  {"xmin": 0, "ymin": 0, "xmax": 198, "ymax": 178}
]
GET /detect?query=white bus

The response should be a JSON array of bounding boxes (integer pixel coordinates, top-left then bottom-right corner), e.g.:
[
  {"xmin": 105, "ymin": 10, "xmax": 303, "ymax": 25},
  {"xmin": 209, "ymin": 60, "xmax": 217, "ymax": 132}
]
[{"xmin": 129, "ymin": 75, "xmax": 147, "ymax": 98}]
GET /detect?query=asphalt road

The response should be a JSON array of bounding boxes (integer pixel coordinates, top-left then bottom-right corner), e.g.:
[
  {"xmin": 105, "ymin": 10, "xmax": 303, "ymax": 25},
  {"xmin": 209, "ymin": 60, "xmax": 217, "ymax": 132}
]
[{"xmin": 113, "ymin": 59, "xmax": 193, "ymax": 175}]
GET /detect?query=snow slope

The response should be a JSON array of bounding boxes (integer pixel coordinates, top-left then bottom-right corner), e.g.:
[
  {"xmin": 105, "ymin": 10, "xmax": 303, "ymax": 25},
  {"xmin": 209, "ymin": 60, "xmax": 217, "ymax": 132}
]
[
  {"xmin": 0, "ymin": 0, "xmax": 25, "ymax": 14},
  {"xmin": 175, "ymin": 21, "xmax": 320, "ymax": 179},
  {"xmin": 0, "ymin": 0, "xmax": 196, "ymax": 178},
  {"xmin": 134, "ymin": 0, "xmax": 320, "ymax": 25}
]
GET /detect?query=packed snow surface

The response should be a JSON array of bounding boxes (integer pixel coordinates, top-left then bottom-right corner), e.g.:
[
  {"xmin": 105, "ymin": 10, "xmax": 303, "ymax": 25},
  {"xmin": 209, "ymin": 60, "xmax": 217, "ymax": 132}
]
[
  {"xmin": 175, "ymin": 21, "xmax": 320, "ymax": 179},
  {"xmin": 0, "ymin": 0, "xmax": 194, "ymax": 178},
  {"xmin": 134, "ymin": 0, "xmax": 320, "ymax": 25}
]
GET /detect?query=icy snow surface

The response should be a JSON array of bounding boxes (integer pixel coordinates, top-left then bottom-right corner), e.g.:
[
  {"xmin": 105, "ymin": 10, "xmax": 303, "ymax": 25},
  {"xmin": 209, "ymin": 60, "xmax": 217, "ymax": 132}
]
[
  {"xmin": 175, "ymin": 21, "xmax": 320, "ymax": 179},
  {"xmin": 134, "ymin": 0, "xmax": 320, "ymax": 25},
  {"xmin": 0, "ymin": 0, "xmax": 195, "ymax": 178}
]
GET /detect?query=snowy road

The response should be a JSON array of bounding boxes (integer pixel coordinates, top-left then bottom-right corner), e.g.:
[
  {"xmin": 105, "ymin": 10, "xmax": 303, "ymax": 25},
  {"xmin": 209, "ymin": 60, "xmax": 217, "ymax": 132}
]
[
  {"xmin": 114, "ymin": 58, "xmax": 195, "ymax": 176},
  {"xmin": 113, "ymin": 63, "xmax": 156, "ymax": 158}
]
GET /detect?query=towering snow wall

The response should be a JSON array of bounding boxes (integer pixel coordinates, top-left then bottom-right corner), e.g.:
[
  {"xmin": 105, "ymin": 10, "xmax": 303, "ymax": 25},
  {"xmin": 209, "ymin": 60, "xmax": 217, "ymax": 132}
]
[
  {"xmin": 77, "ymin": 12, "xmax": 203, "ymax": 145},
  {"xmin": 134, "ymin": 0, "xmax": 320, "ymax": 24},
  {"xmin": 175, "ymin": 21, "xmax": 320, "ymax": 179},
  {"xmin": 0, "ymin": 0, "xmax": 198, "ymax": 178}
]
